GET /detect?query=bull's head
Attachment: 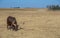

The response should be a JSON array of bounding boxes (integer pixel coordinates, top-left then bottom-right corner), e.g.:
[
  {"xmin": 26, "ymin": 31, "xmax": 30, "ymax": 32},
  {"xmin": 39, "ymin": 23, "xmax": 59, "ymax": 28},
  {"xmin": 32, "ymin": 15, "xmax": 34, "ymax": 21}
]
[{"xmin": 11, "ymin": 20, "xmax": 18, "ymax": 31}]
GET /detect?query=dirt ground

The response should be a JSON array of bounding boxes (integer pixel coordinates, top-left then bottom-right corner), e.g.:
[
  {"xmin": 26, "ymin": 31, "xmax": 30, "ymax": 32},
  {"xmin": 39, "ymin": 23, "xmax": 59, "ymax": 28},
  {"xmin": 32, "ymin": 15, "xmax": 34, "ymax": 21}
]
[{"xmin": 0, "ymin": 8, "xmax": 60, "ymax": 38}]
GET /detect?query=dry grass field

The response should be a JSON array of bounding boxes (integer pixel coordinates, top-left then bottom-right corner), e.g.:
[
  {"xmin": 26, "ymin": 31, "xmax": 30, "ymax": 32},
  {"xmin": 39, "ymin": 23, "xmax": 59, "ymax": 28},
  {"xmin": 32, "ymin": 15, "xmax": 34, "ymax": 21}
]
[{"xmin": 0, "ymin": 8, "xmax": 60, "ymax": 38}]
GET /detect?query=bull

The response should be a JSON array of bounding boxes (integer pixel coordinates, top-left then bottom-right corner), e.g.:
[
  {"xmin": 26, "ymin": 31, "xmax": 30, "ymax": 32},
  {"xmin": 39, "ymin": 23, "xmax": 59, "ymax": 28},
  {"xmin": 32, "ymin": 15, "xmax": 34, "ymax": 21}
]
[{"xmin": 7, "ymin": 16, "xmax": 18, "ymax": 31}]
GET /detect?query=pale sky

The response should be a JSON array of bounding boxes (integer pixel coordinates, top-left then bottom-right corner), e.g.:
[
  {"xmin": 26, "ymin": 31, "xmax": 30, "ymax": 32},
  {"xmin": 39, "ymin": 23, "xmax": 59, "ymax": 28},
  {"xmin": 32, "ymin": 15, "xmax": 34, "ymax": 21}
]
[{"xmin": 0, "ymin": 0, "xmax": 60, "ymax": 8}]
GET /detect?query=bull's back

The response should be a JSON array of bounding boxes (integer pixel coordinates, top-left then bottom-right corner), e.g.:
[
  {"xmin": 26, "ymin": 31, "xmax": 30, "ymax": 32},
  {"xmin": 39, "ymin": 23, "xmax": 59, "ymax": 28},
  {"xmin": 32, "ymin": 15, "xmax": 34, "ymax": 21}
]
[{"xmin": 7, "ymin": 16, "xmax": 15, "ymax": 25}]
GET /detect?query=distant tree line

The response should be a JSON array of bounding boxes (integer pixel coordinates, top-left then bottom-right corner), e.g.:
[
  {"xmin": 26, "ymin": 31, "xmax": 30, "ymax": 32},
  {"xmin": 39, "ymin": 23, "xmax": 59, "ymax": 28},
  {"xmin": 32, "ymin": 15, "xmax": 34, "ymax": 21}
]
[
  {"xmin": 13, "ymin": 7, "xmax": 20, "ymax": 8},
  {"xmin": 47, "ymin": 5, "xmax": 60, "ymax": 10},
  {"xmin": 11, "ymin": 7, "xmax": 20, "ymax": 8}
]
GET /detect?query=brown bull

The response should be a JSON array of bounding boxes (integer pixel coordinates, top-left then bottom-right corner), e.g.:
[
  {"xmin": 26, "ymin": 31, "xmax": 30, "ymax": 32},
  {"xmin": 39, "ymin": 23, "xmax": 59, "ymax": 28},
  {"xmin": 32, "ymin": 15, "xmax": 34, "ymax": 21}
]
[{"xmin": 7, "ymin": 16, "xmax": 18, "ymax": 31}]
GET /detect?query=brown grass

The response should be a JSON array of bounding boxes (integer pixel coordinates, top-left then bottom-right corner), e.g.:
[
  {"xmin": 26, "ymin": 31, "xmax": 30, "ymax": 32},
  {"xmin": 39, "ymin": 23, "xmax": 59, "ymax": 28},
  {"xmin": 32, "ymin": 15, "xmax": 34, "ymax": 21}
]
[{"xmin": 0, "ymin": 8, "xmax": 60, "ymax": 38}]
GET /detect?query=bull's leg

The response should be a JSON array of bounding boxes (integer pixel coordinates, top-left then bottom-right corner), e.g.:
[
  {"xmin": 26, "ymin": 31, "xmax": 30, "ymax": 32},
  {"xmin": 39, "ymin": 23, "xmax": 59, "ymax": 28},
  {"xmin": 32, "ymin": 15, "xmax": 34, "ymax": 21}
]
[
  {"xmin": 15, "ymin": 25, "xmax": 18, "ymax": 31},
  {"xmin": 11, "ymin": 25, "xmax": 15, "ymax": 31},
  {"xmin": 7, "ymin": 25, "xmax": 11, "ymax": 30}
]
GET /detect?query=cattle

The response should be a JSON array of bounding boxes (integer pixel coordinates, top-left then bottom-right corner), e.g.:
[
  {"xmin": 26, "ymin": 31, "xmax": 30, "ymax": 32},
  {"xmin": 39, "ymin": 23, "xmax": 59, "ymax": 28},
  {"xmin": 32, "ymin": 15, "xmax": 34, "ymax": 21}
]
[{"xmin": 7, "ymin": 16, "xmax": 18, "ymax": 31}]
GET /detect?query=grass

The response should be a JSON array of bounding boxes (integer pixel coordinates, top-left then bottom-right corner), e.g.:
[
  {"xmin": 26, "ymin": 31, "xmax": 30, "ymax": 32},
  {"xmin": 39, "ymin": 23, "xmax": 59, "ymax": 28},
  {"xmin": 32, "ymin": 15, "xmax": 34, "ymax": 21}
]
[{"xmin": 0, "ymin": 8, "xmax": 60, "ymax": 38}]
